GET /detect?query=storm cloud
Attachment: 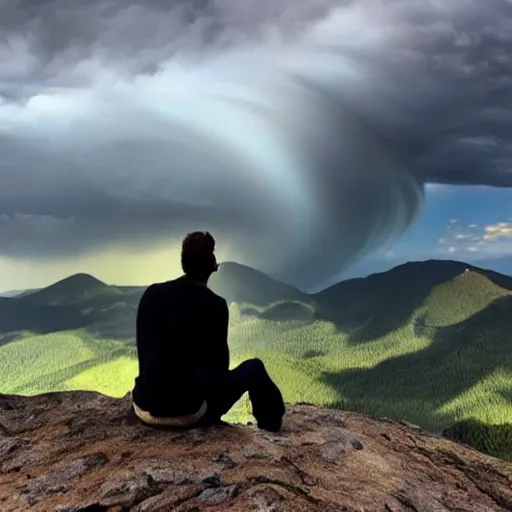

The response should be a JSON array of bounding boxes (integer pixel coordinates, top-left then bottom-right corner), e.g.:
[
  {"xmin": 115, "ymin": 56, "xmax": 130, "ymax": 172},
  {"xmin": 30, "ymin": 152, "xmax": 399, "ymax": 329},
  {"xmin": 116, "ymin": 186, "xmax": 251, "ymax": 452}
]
[{"xmin": 1, "ymin": 0, "xmax": 511, "ymax": 288}]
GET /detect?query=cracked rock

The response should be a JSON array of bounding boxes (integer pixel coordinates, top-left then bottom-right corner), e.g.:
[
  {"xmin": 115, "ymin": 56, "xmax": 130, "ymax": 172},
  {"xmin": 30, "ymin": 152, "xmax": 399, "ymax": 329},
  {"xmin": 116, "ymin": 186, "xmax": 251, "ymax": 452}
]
[
  {"xmin": 0, "ymin": 436, "xmax": 31, "ymax": 461},
  {"xmin": 99, "ymin": 470, "xmax": 148, "ymax": 498},
  {"xmin": 201, "ymin": 472, "xmax": 222, "ymax": 487},
  {"xmin": 212, "ymin": 452, "xmax": 238, "ymax": 469},
  {"xmin": 323, "ymin": 429, "xmax": 363, "ymax": 450},
  {"xmin": 264, "ymin": 435, "xmax": 291, "ymax": 446},
  {"xmin": 1, "ymin": 393, "xmax": 511, "ymax": 512},
  {"xmin": 20, "ymin": 452, "xmax": 109, "ymax": 499},
  {"xmin": 197, "ymin": 484, "xmax": 240, "ymax": 505},
  {"xmin": 244, "ymin": 443, "xmax": 268, "ymax": 459},
  {"xmin": 137, "ymin": 460, "xmax": 193, "ymax": 485},
  {"xmin": 320, "ymin": 443, "xmax": 343, "ymax": 463}
]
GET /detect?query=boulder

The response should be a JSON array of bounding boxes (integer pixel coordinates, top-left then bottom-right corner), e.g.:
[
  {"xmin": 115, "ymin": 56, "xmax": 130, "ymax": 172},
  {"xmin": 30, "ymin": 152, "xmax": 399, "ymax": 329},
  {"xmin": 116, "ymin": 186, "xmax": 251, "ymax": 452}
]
[{"xmin": 0, "ymin": 391, "xmax": 511, "ymax": 511}]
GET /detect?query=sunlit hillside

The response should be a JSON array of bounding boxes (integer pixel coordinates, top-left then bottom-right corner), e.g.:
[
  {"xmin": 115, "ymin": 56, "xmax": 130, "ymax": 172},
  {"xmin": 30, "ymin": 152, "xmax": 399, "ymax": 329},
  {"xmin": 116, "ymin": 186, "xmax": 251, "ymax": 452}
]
[{"xmin": 1, "ymin": 259, "xmax": 512, "ymax": 461}]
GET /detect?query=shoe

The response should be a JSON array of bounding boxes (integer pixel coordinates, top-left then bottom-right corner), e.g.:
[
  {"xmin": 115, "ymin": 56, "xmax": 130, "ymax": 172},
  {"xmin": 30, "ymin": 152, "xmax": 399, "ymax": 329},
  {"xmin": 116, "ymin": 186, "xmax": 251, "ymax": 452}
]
[{"xmin": 257, "ymin": 417, "xmax": 282, "ymax": 432}]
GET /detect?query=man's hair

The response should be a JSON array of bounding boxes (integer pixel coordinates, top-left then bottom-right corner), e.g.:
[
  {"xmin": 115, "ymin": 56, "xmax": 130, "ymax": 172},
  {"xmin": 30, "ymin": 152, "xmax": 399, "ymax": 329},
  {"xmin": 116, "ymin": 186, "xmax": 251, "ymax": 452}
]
[{"xmin": 181, "ymin": 231, "xmax": 216, "ymax": 275}]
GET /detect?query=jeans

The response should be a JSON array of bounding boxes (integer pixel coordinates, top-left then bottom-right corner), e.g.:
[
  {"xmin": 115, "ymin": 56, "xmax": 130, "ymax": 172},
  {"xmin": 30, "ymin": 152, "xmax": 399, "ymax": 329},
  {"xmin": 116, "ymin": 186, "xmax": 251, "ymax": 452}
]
[{"xmin": 196, "ymin": 358, "xmax": 285, "ymax": 430}]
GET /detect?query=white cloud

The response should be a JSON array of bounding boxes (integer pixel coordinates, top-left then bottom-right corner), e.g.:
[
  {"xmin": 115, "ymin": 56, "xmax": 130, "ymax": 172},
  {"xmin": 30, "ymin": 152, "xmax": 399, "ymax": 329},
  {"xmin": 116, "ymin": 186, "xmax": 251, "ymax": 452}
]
[
  {"xmin": 483, "ymin": 222, "xmax": 512, "ymax": 240},
  {"xmin": 438, "ymin": 220, "xmax": 512, "ymax": 259}
]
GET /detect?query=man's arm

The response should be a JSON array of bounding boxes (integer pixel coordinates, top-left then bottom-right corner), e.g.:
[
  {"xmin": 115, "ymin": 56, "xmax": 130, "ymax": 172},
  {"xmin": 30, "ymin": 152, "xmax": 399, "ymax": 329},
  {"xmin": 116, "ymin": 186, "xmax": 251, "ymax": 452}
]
[
  {"xmin": 135, "ymin": 285, "xmax": 158, "ymax": 374},
  {"xmin": 217, "ymin": 299, "xmax": 230, "ymax": 371},
  {"xmin": 203, "ymin": 297, "xmax": 229, "ymax": 372},
  {"xmin": 195, "ymin": 295, "xmax": 230, "ymax": 373}
]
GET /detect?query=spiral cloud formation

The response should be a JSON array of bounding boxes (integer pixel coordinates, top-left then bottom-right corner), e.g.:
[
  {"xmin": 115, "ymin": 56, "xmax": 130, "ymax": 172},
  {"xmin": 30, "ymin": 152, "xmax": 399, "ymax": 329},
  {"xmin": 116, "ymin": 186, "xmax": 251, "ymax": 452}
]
[{"xmin": 1, "ymin": 0, "xmax": 511, "ymax": 288}]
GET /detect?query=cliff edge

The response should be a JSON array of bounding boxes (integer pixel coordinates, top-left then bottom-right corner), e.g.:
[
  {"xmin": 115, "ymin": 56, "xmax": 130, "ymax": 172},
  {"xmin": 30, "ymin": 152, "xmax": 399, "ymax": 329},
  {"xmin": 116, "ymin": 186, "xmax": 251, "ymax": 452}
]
[{"xmin": 1, "ymin": 392, "xmax": 511, "ymax": 511}]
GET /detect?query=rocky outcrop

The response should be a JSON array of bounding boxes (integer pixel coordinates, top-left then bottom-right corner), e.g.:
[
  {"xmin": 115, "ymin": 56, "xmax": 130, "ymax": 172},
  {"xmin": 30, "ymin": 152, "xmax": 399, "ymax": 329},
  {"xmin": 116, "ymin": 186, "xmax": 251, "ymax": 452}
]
[{"xmin": 0, "ymin": 392, "xmax": 511, "ymax": 512}]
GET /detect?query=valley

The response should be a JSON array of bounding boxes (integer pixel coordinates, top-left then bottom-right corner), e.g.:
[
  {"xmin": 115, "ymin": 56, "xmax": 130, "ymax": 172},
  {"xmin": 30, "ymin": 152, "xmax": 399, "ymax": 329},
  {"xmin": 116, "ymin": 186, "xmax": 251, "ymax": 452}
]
[{"xmin": 1, "ymin": 259, "xmax": 511, "ymax": 461}]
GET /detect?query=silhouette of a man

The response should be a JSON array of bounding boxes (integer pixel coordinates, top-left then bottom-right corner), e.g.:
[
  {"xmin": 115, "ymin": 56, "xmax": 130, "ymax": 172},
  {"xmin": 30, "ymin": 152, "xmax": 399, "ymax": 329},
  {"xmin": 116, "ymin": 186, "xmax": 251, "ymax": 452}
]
[{"xmin": 131, "ymin": 231, "xmax": 285, "ymax": 431}]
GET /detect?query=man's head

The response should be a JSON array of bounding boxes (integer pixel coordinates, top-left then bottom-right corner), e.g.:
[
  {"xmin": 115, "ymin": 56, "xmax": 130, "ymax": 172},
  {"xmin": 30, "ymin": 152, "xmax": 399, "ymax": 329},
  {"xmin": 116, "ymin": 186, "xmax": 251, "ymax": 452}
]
[{"xmin": 180, "ymin": 231, "xmax": 219, "ymax": 280}]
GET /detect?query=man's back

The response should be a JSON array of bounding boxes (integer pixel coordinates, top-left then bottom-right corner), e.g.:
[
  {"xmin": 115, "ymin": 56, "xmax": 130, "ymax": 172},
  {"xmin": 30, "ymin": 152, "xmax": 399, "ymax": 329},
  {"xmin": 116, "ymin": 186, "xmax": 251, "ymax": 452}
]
[
  {"xmin": 132, "ymin": 275, "xmax": 229, "ymax": 416},
  {"xmin": 130, "ymin": 231, "xmax": 284, "ymax": 431}
]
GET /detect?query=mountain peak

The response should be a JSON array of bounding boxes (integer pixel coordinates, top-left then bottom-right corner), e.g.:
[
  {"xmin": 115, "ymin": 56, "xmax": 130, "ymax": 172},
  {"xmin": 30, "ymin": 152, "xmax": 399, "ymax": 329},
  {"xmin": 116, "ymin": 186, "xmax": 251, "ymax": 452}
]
[
  {"xmin": 20, "ymin": 273, "xmax": 108, "ymax": 305},
  {"xmin": 55, "ymin": 273, "xmax": 106, "ymax": 287},
  {"xmin": 210, "ymin": 261, "xmax": 304, "ymax": 306}
]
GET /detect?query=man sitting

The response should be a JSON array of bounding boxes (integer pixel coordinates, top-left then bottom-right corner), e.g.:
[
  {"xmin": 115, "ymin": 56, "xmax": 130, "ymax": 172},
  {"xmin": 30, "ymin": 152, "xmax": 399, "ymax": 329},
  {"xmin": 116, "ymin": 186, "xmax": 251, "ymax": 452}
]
[{"xmin": 131, "ymin": 231, "xmax": 285, "ymax": 432}]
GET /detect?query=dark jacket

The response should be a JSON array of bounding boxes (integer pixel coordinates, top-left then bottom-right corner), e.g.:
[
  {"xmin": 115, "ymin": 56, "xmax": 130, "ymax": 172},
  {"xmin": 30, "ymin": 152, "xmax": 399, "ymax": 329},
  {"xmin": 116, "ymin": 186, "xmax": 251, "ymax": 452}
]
[{"xmin": 131, "ymin": 275, "xmax": 229, "ymax": 417}]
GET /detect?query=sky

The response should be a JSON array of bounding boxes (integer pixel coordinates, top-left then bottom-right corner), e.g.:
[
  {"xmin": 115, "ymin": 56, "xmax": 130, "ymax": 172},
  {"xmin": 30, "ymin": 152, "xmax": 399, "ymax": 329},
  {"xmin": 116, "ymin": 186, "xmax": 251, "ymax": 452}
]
[
  {"xmin": 332, "ymin": 184, "xmax": 512, "ymax": 289},
  {"xmin": 1, "ymin": 0, "xmax": 512, "ymax": 292}
]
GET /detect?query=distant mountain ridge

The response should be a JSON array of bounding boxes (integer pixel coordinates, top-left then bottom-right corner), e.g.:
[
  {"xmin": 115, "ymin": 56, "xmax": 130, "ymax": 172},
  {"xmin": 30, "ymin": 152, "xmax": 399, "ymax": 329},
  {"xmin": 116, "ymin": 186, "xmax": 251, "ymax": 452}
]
[
  {"xmin": 317, "ymin": 259, "xmax": 512, "ymax": 313},
  {"xmin": 4, "ymin": 258, "xmax": 512, "ymax": 304},
  {"xmin": 3, "ymin": 258, "xmax": 512, "ymax": 310},
  {"xmin": 1, "ymin": 259, "xmax": 511, "ymax": 342},
  {"xmin": 0, "ymin": 288, "xmax": 40, "ymax": 298}
]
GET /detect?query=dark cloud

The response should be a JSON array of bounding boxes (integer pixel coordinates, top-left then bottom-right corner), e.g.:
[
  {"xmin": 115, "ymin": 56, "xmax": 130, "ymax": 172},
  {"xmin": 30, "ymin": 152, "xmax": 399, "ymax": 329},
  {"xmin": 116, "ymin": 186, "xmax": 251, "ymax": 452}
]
[{"xmin": 0, "ymin": 0, "xmax": 511, "ymax": 289}]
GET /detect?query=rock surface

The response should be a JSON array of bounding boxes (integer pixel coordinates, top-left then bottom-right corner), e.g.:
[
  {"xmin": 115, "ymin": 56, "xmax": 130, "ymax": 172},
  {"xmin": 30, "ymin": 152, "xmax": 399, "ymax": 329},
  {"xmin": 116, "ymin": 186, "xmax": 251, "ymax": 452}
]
[{"xmin": 0, "ymin": 391, "xmax": 510, "ymax": 512}]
